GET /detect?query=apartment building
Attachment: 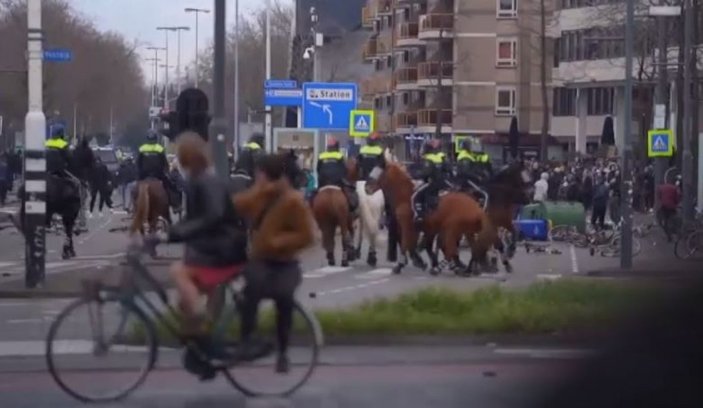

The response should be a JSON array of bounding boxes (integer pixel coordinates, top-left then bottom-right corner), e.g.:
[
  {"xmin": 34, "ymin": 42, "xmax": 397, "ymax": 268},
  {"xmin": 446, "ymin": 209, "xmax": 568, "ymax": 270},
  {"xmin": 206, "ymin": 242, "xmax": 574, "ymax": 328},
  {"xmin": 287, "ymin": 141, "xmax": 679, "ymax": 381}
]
[{"xmin": 361, "ymin": 0, "xmax": 554, "ymax": 160}]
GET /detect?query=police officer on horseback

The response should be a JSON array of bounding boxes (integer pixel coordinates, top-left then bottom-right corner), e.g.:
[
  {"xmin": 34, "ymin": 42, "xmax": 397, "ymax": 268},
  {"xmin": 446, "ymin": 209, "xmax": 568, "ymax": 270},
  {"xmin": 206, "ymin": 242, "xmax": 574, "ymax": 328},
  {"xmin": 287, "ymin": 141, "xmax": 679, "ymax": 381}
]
[
  {"xmin": 234, "ymin": 133, "xmax": 264, "ymax": 178},
  {"xmin": 456, "ymin": 138, "xmax": 492, "ymax": 208},
  {"xmin": 137, "ymin": 131, "xmax": 180, "ymax": 211},
  {"xmin": 411, "ymin": 138, "xmax": 452, "ymax": 226},
  {"xmin": 46, "ymin": 125, "xmax": 81, "ymax": 191},
  {"xmin": 356, "ymin": 132, "xmax": 384, "ymax": 180},
  {"xmin": 316, "ymin": 138, "xmax": 358, "ymax": 212}
]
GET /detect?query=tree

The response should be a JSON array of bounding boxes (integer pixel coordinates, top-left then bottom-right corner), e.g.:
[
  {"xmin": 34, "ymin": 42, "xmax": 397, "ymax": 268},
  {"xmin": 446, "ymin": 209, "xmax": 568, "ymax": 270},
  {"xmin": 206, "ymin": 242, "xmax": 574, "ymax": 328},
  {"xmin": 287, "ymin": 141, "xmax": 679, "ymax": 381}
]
[
  {"xmin": 601, "ymin": 115, "xmax": 615, "ymax": 145},
  {"xmin": 0, "ymin": 0, "xmax": 148, "ymax": 145}
]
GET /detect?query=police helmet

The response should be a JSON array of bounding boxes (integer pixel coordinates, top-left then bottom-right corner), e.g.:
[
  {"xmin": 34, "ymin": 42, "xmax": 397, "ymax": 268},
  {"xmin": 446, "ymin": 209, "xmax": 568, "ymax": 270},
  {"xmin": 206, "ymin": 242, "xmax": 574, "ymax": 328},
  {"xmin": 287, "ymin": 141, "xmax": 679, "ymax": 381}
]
[
  {"xmin": 368, "ymin": 132, "xmax": 381, "ymax": 145},
  {"xmin": 460, "ymin": 138, "xmax": 472, "ymax": 151},
  {"xmin": 51, "ymin": 124, "xmax": 66, "ymax": 139},
  {"xmin": 146, "ymin": 130, "xmax": 158, "ymax": 143},
  {"xmin": 326, "ymin": 137, "xmax": 340, "ymax": 150}
]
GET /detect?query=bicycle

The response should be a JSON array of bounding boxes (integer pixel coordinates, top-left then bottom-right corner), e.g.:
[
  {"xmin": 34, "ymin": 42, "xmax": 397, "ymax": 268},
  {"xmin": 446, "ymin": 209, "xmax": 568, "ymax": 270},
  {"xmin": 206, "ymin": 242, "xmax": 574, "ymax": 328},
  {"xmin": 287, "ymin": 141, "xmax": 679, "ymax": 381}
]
[
  {"xmin": 45, "ymin": 242, "xmax": 323, "ymax": 403},
  {"xmin": 674, "ymin": 213, "xmax": 703, "ymax": 260},
  {"xmin": 589, "ymin": 222, "xmax": 642, "ymax": 258}
]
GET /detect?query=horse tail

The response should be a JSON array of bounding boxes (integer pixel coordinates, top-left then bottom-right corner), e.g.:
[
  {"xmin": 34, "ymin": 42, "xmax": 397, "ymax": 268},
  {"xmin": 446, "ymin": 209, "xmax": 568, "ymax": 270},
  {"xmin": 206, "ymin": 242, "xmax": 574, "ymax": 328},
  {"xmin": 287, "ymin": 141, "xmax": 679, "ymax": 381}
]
[
  {"xmin": 472, "ymin": 210, "xmax": 497, "ymax": 255},
  {"xmin": 357, "ymin": 183, "xmax": 379, "ymax": 238},
  {"xmin": 130, "ymin": 182, "xmax": 150, "ymax": 235}
]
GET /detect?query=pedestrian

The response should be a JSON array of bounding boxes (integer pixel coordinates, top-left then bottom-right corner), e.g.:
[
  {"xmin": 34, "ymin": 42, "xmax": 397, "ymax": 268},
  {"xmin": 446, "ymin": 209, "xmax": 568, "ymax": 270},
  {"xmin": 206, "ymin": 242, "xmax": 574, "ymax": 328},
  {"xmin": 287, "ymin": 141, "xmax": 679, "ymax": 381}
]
[
  {"xmin": 533, "ymin": 172, "xmax": 549, "ymax": 202},
  {"xmin": 592, "ymin": 177, "xmax": 609, "ymax": 230},
  {"xmin": 581, "ymin": 172, "xmax": 594, "ymax": 212},
  {"xmin": 118, "ymin": 157, "xmax": 137, "ymax": 212},
  {"xmin": 231, "ymin": 152, "xmax": 315, "ymax": 373},
  {"xmin": 656, "ymin": 180, "xmax": 681, "ymax": 242}
]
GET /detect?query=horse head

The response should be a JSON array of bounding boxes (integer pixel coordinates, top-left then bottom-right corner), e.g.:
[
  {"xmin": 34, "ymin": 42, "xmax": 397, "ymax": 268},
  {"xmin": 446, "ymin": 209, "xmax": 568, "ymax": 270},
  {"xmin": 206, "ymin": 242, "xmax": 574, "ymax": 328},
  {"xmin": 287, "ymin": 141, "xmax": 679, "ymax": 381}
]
[{"xmin": 491, "ymin": 161, "xmax": 533, "ymax": 205}]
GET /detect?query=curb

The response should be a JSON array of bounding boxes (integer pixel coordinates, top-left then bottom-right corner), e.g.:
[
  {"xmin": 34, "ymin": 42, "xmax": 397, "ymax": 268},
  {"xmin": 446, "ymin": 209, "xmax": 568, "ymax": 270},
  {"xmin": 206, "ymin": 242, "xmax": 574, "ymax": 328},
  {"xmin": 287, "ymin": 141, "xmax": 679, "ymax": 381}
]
[{"xmin": 0, "ymin": 290, "xmax": 81, "ymax": 299}]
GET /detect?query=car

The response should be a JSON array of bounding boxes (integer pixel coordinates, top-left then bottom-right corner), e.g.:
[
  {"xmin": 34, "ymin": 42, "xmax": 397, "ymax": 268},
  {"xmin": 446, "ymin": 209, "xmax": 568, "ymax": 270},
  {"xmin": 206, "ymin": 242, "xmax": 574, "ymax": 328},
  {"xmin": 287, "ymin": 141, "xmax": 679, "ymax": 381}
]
[{"xmin": 93, "ymin": 147, "xmax": 120, "ymax": 177}]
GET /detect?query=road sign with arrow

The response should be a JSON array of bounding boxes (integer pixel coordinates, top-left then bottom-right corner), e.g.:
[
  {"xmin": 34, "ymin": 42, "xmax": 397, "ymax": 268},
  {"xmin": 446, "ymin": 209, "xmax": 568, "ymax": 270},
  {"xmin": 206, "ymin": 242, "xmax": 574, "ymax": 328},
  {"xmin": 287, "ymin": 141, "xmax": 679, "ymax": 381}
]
[{"xmin": 302, "ymin": 82, "xmax": 357, "ymax": 130}]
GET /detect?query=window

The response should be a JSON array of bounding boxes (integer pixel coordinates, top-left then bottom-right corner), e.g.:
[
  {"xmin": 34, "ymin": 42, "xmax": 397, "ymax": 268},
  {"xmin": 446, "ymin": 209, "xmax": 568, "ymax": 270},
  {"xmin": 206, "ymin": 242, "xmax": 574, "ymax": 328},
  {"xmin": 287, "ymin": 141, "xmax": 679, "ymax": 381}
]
[
  {"xmin": 587, "ymin": 87, "xmax": 614, "ymax": 115},
  {"xmin": 374, "ymin": 59, "xmax": 382, "ymax": 71},
  {"xmin": 496, "ymin": 38, "xmax": 518, "ymax": 67},
  {"xmin": 497, "ymin": 0, "xmax": 518, "ymax": 18},
  {"xmin": 403, "ymin": 50, "xmax": 410, "ymax": 63},
  {"xmin": 495, "ymin": 87, "xmax": 517, "ymax": 116},
  {"xmin": 374, "ymin": 97, "xmax": 382, "ymax": 110},
  {"xmin": 552, "ymin": 88, "xmax": 577, "ymax": 116},
  {"xmin": 385, "ymin": 95, "xmax": 392, "ymax": 108},
  {"xmin": 553, "ymin": 38, "xmax": 560, "ymax": 67}
]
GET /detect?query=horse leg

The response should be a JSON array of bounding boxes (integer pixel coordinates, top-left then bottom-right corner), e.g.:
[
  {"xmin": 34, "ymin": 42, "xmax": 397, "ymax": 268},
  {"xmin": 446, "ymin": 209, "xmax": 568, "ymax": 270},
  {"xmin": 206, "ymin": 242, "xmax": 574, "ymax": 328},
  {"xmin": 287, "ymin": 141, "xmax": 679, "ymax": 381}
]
[
  {"xmin": 424, "ymin": 232, "xmax": 442, "ymax": 276},
  {"xmin": 441, "ymin": 224, "xmax": 466, "ymax": 276},
  {"xmin": 322, "ymin": 225, "xmax": 336, "ymax": 266},
  {"xmin": 366, "ymin": 232, "xmax": 377, "ymax": 267}
]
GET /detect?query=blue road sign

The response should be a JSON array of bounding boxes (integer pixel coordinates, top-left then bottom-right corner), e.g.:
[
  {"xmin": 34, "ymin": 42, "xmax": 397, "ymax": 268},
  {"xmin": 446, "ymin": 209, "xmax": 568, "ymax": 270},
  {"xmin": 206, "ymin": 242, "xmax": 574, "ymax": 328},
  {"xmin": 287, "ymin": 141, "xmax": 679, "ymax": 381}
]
[
  {"xmin": 43, "ymin": 49, "xmax": 72, "ymax": 62},
  {"xmin": 264, "ymin": 88, "xmax": 303, "ymax": 107},
  {"xmin": 265, "ymin": 79, "xmax": 298, "ymax": 89},
  {"xmin": 302, "ymin": 82, "xmax": 358, "ymax": 130}
]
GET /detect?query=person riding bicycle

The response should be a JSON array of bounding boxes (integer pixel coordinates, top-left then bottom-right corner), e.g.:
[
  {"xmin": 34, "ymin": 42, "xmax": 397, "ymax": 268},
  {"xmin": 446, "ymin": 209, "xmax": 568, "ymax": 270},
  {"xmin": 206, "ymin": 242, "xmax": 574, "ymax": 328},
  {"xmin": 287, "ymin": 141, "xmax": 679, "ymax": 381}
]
[
  {"xmin": 456, "ymin": 138, "xmax": 490, "ymax": 207},
  {"xmin": 137, "ymin": 131, "xmax": 180, "ymax": 211},
  {"xmin": 232, "ymin": 152, "xmax": 314, "ymax": 374},
  {"xmin": 146, "ymin": 132, "xmax": 248, "ymax": 377},
  {"xmin": 233, "ymin": 133, "xmax": 264, "ymax": 178},
  {"xmin": 356, "ymin": 132, "xmax": 384, "ymax": 180},
  {"xmin": 316, "ymin": 138, "xmax": 358, "ymax": 212},
  {"xmin": 411, "ymin": 138, "xmax": 452, "ymax": 226}
]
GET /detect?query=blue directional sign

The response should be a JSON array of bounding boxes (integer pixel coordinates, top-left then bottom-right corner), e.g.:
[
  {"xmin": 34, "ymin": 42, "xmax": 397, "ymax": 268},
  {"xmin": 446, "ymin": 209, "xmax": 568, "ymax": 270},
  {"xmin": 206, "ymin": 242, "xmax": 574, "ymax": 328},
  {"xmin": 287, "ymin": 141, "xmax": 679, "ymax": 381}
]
[
  {"xmin": 264, "ymin": 88, "xmax": 303, "ymax": 107},
  {"xmin": 303, "ymin": 82, "xmax": 358, "ymax": 130},
  {"xmin": 647, "ymin": 129, "xmax": 674, "ymax": 157},
  {"xmin": 43, "ymin": 49, "xmax": 72, "ymax": 62},
  {"xmin": 265, "ymin": 79, "xmax": 298, "ymax": 89}
]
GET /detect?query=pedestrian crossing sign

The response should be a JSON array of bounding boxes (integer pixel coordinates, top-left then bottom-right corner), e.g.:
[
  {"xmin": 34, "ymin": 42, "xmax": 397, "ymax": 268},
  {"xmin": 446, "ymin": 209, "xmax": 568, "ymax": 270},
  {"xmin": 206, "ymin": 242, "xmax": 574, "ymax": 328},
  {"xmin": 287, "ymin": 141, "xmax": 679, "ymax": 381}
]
[
  {"xmin": 349, "ymin": 110, "xmax": 375, "ymax": 137},
  {"xmin": 647, "ymin": 129, "xmax": 674, "ymax": 157}
]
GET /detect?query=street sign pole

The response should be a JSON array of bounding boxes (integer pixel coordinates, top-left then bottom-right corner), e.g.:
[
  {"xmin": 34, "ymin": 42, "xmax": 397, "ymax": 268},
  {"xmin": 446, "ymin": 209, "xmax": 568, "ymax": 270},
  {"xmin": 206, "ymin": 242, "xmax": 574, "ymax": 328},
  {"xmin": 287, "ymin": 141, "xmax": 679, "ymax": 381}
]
[
  {"xmin": 210, "ymin": 0, "xmax": 229, "ymax": 177},
  {"xmin": 24, "ymin": 0, "xmax": 47, "ymax": 288},
  {"xmin": 620, "ymin": 0, "xmax": 635, "ymax": 269}
]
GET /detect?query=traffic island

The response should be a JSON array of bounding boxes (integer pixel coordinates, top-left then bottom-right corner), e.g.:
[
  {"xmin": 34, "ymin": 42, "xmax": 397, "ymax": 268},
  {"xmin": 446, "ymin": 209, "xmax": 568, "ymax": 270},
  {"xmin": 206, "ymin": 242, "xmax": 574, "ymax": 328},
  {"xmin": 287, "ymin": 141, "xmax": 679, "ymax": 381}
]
[{"xmin": 129, "ymin": 279, "xmax": 662, "ymax": 346}]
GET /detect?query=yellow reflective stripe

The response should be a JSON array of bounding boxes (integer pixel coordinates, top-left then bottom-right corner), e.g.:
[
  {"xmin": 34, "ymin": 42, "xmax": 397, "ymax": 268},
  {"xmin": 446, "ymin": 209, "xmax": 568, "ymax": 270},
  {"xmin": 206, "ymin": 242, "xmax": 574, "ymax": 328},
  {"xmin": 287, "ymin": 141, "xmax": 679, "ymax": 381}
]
[
  {"xmin": 139, "ymin": 144, "xmax": 164, "ymax": 153},
  {"xmin": 360, "ymin": 145, "xmax": 383, "ymax": 155},
  {"xmin": 245, "ymin": 142, "xmax": 261, "ymax": 150},
  {"xmin": 457, "ymin": 151, "xmax": 476, "ymax": 161},
  {"xmin": 45, "ymin": 138, "xmax": 68, "ymax": 149},
  {"xmin": 423, "ymin": 153, "xmax": 443, "ymax": 164},
  {"xmin": 319, "ymin": 151, "xmax": 344, "ymax": 160},
  {"xmin": 477, "ymin": 154, "xmax": 489, "ymax": 163}
]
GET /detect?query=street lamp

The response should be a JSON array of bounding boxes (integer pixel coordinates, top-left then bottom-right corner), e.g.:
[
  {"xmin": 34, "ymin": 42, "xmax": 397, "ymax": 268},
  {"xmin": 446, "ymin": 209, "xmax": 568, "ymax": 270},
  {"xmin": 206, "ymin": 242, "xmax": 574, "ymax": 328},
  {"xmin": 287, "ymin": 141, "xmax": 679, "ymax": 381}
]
[
  {"xmin": 145, "ymin": 46, "xmax": 165, "ymax": 107},
  {"xmin": 185, "ymin": 7, "xmax": 210, "ymax": 88},
  {"xmin": 157, "ymin": 26, "xmax": 190, "ymax": 104}
]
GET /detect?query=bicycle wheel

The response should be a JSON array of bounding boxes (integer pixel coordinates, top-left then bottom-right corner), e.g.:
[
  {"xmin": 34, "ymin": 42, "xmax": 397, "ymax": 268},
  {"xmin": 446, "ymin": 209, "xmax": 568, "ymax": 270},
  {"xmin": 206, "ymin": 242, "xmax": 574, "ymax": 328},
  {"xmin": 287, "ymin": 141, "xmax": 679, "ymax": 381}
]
[
  {"xmin": 223, "ymin": 300, "xmax": 322, "ymax": 397},
  {"xmin": 676, "ymin": 230, "xmax": 703, "ymax": 260},
  {"xmin": 549, "ymin": 225, "xmax": 572, "ymax": 242},
  {"xmin": 46, "ymin": 295, "xmax": 158, "ymax": 403}
]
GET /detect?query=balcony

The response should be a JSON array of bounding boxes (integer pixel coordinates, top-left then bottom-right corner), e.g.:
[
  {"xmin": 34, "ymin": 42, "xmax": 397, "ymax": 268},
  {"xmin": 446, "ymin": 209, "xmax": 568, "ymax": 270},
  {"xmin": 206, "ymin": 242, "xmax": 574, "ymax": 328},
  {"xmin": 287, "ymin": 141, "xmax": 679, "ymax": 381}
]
[
  {"xmin": 394, "ymin": 67, "xmax": 420, "ymax": 91},
  {"xmin": 417, "ymin": 61, "xmax": 454, "ymax": 86},
  {"xmin": 418, "ymin": 14, "xmax": 454, "ymax": 40},
  {"xmin": 394, "ymin": 111, "xmax": 419, "ymax": 133},
  {"xmin": 396, "ymin": 22, "xmax": 424, "ymax": 48},
  {"xmin": 362, "ymin": 6, "xmax": 375, "ymax": 28},
  {"xmin": 363, "ymin": 38, "xmax": 378, "ymax": 61},
  {"xmin": 417, "ymin": 109, "xmax": 453, "ymax": 133},
  {"xmin": 361, "ymin": 75, "xmax": 392, "ymax": 98},
  {"xmin": 377, "ymin": 0, "xmax": 393, "ymax": 15}
]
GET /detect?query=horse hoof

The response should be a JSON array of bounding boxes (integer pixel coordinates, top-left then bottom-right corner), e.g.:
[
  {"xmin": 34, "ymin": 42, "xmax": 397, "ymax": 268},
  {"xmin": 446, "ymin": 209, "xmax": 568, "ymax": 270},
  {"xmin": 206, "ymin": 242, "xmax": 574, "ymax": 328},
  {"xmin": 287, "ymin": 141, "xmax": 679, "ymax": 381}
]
[
  {"xmin": 367, "ymin": 253, "xmax": 377, "ymax": 267},
  {"xmin": 411, "ymin": 257, "xmax": 427, "ymax": 271},
  {"xmin": 430, "ymin": 266, "xmax": 441, "ymax": 276},
  {"xmin": 62, "ymin": 248, "xmax": 71, "ymax": 260},
  {"xmin": 503, "ymin": 262, "xmax": 513, "ymax": 274},
  {"xmin": 392, "ymin": 265, "xmax": 403, "ymax": 275},
  {"xmin": 341, "ymin": 259, "xmax": 349, "ymax": 267},
  {"xmin": 327, "ymin": 259, "xmax": 336, "ymax": 266}
]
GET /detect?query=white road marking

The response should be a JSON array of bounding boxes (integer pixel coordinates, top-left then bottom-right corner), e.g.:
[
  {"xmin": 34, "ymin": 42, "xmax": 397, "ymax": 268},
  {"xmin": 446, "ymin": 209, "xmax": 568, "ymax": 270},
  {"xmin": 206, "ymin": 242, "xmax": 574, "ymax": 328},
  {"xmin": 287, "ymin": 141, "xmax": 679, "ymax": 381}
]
[
  {"xmin": 6, "ymin": 318, "xmax": 50, "ymax": 324},
  {"xmin": 304, "ymin": 266, "xmax": 351, "ymax": 279},
  {"xmin": 355, "ymin": 268, "xmax": 392, "ymax": 279},
  {"xmin": 0, "ymin": 340, "xmax": 150, "ymax": 357},
  {"xmin": 569, "ymin": 244, "xmax": 579, "ymax": 274}
]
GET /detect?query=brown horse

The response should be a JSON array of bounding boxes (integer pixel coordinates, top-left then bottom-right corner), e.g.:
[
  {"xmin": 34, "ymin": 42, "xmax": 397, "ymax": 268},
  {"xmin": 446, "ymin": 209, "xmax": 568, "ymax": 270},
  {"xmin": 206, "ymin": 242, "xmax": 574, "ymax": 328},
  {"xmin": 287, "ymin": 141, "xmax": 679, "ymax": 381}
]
[
  {"xmin": 311, "ymin": 182, "xmax": 357, "ymax": 266},
  {"xmin": 366, "ymin": 151, "xmax": 495, "ymax": 275},
  {"xmin": 130, "ymin": 178, "xmax": 171, "ymax": 255}
]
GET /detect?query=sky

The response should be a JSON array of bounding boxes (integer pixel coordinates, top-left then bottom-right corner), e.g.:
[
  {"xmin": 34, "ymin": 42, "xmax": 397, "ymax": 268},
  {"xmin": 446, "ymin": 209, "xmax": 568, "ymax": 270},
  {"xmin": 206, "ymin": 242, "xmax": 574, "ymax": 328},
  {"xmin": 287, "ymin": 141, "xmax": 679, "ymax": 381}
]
[{"xmin": 70, "ymin": 0, "xmax": 275, "ymax": 83}]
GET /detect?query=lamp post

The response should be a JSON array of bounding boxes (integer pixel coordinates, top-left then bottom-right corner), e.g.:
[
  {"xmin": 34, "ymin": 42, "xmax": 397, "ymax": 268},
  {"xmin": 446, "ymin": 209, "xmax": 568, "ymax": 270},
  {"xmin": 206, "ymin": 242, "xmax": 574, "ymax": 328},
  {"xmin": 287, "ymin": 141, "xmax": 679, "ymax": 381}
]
[
  {"xmin": 157, "ymin": 27, "xmax": 190, "ymax": 104},
  {"xmin": 146, "ymin": 47, "xmax": 165, "ymax": 106},
  {"xmin": 185, "ymin": 7, "xmax": 210, "ymax": 88}
]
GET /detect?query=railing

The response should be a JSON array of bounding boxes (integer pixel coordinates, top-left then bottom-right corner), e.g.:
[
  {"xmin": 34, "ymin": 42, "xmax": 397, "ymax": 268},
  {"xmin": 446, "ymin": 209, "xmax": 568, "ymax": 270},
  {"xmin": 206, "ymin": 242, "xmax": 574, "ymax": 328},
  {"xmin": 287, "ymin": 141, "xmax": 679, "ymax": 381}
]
[
  {"xmin": 418, "ymin": 109, "xmax": 453, "ymax": 126},
  {"xmin": 419, "ymin": 13, "xmax": 454, "ymax": 32},
  {"xmin": 394, "ymin": 111, "xmax": 419, "ymax": 128},
  {"xmin": 362, "ymin": 6, "xmax": 375, "ymax": 26},
  {"xmin": 398, "ymin": 22, "xmax": 419, "ymax": 40},
  {"xmin": 363, "ymin": 39, "xmax": 378, "ymax": 59},
  {"xmin": 394, "ymin": 67, "xmax": 419, "ymax": 85},
  {"xmin": 418, "ymin": 61, "xmax": 454, "ymax": 80}
]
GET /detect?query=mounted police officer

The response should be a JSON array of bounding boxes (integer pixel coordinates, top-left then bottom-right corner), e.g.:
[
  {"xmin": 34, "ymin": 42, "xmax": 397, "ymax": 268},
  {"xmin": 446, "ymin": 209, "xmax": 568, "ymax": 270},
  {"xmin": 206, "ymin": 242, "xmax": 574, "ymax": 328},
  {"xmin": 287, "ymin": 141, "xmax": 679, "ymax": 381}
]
[
  {"xmin": 456, "ymin": 138, "xmax": 491, "ymax": 208},
  {"xmin": 411, "ymin": 138, "xmax": 452, "ymax": 226},
  {"xmin": 46, "ymin": 125, "xmax": 81, "ymax": 189},
  {"xmin": 233, "ymin": 133, "xmax": 264, "ymax": 178},
  {"xmin": 356, "ymin": 132, "xmax": 384, "ymax": 181},
  {"xmin": 137, "ymin": 131, "xmax": 180, "ymax": 211},
  {"xmin": 316, "ymin": 138, "xmax": 358, "ymax": 212}
]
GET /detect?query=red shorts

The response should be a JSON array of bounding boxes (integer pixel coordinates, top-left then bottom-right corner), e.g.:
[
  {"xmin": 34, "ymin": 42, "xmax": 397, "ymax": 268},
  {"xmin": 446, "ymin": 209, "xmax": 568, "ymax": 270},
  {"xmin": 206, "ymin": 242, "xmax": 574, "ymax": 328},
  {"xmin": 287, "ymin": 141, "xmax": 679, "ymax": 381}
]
[{"xmin": 191, "ymin": 264, "xmax": 245, "ymax": 292}]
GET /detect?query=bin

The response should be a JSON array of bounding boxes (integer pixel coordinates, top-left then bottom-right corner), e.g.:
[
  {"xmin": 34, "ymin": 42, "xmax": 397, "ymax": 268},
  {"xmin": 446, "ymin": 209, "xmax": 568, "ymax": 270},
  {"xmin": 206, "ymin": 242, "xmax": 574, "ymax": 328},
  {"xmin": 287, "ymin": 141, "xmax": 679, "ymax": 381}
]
[
  {"xmin": 515, "ymin": 219, "xmax": 549, "ymax": 241},
  {"xmin": 519, "ymin": 201, "xmax": 586, "ymax": 233}
]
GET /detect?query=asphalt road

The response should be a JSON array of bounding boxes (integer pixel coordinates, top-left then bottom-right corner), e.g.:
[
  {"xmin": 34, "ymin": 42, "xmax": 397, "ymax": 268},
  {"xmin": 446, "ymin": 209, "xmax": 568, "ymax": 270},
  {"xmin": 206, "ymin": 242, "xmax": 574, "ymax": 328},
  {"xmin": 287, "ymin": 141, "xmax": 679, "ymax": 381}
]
[{"xmin": 0, "ymin": 345, "xmax": 585, "ymax": 408}]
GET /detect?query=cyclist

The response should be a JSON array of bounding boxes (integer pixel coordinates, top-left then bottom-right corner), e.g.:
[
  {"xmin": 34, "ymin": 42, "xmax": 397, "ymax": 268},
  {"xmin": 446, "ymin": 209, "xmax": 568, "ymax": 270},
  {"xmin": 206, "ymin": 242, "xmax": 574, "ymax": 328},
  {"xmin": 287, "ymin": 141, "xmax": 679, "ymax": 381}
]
[
  {"xmin": 232, "ymin": 152, "xmax": 314, "ymax": 373},
  {"xmin": 146, "ymin": 132, "xmax": 248, "ymax": 363}
]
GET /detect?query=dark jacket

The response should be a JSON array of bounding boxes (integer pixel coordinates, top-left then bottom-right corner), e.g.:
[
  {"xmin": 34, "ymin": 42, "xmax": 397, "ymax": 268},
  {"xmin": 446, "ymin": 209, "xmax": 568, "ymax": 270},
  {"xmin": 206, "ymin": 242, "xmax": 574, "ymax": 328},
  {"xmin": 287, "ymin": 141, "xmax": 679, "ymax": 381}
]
[
  {"xmin": 357, "ymin": 144, "xmax": 384, "ymax": 180},
  {"xmin": 317, "ymin": 150, "xmax": 347, "ymax": 187},
  {"xmin": 118, "ymin": 161, "xmax": 138, "ymax": 185},
  {"xmin": 168, "ymin": 172, "xmax": 248, "ymax": 267},
  {"xmin": 592, "ymin": 184, "xmax": 610, "ymax": 208},
  {"xmin": 72, "ymin": 143, "xmax": 95, "ymax": 181},
  {"xmin": 137, "ymin": 145, "xmax": 167, "ymax": 179},
  {"xmin": 234, "ymin": 144, "xmax": 264, "ymax": 176}
]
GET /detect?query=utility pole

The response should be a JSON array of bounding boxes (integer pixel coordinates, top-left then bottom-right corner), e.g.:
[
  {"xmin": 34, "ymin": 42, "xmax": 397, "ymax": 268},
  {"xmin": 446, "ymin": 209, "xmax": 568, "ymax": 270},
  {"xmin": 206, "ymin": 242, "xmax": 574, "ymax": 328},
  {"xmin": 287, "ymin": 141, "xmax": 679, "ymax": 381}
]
[
  {"xmin": 620, "ymin": 0, "xmax": 635, "ymax": 269},
  {"xmin": 682, "ymin": 0, "xmax": 696, "ymax": 224},
  {"xmin": 434, "ymin": 29, "xmax": 444, "ymax": 143},
  {"xmin": 24, "ymin": 0, "xmax": 47, "ymax": 288},
  {"xmin": 185, "ymin": 7, "xmax": 210, "ymax": 89},
  {"xmin": 234, "ymin": 0, "xmax": 240, "ymax": 157},
  {"xmin": 265, "ymin": 0, "xmax": 272, "ymax": 152},
  {"xmin": 146, "ymin": 47, "xmax": 165, "ymax": 104},
  {"xmin": 210, "ymin": 0, "xmax": 229, "ymax": 177}
]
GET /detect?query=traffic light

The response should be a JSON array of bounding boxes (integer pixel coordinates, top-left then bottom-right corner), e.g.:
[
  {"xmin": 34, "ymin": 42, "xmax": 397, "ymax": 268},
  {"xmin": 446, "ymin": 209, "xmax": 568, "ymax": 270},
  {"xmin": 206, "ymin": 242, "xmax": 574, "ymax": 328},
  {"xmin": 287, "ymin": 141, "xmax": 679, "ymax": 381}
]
[{"xmin": 175, "ymin": 88, "xmax": 211, "ymax": 141}]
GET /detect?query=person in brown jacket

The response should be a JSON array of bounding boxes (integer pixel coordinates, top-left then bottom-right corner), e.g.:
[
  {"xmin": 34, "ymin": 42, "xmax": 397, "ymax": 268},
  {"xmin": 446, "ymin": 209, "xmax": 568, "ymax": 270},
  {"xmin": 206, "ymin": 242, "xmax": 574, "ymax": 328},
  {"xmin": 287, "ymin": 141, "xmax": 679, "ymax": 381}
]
[{"xmin": 232, "ymin": 153, "xmax": 314, "ymax": 373}]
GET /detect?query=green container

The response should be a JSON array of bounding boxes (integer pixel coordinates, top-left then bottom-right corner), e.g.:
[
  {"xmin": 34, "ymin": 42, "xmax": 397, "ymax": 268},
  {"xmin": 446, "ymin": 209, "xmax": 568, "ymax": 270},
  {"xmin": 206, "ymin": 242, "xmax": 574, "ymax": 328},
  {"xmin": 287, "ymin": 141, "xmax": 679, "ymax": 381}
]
[{"xmin": 520, "ymin": 201, "xmax": 586, "ymax": 233}]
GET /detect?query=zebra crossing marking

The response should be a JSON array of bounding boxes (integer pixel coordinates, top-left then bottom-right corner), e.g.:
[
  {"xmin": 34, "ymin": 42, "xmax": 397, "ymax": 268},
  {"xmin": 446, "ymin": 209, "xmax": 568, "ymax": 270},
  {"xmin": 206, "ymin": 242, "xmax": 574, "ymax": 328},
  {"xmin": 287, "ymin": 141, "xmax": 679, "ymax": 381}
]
[
  {"xmin": 304, "ymin": 266, "xmax": 351, "ymax": 278},
  {"xmin": 355, "ymin": 268, "xmax": 392, "ymax": 279}
]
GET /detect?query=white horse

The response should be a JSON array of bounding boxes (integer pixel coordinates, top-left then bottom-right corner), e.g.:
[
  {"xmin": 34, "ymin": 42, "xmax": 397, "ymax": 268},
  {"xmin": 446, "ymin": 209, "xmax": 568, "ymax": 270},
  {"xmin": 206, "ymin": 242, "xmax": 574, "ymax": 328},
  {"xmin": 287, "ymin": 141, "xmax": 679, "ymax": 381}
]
[{"xmin": 352, "ymin": 148, "xmax": 391, "ymax": 266}]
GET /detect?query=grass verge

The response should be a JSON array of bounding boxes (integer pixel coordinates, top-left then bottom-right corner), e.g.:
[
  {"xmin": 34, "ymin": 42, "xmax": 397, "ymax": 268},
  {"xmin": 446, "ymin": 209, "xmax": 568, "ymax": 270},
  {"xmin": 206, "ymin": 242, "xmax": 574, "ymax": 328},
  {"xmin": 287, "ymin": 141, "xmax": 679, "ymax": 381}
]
[{"xmin": 129, "ymin": 279, "xmax": 659, "ymax": 345}]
